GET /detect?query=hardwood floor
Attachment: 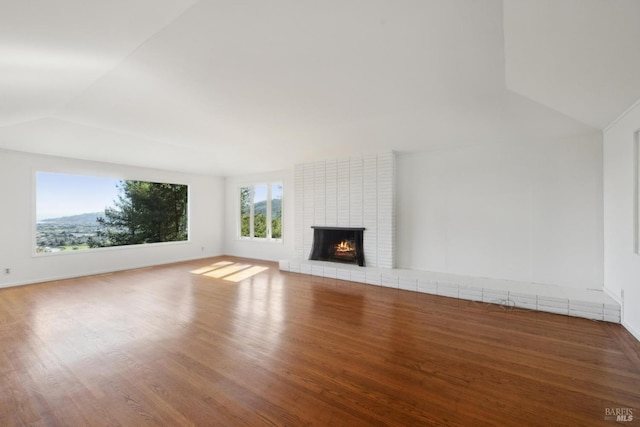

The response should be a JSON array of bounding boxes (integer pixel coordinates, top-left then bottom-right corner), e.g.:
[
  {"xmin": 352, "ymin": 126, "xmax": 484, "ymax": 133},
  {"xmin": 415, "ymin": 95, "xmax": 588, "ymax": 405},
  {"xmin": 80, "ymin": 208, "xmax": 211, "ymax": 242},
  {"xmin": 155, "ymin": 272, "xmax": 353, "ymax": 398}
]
[{"xmin": 1, "ymin": 256, "xmax": 638, "ymax": 426}]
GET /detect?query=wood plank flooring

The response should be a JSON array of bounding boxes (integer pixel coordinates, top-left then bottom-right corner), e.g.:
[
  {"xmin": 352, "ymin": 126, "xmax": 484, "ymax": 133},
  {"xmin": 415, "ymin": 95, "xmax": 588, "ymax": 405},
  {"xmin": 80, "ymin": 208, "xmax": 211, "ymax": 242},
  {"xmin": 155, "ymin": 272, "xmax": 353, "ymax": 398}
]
[{"xmin": 0, "ymin": 256, "xmax": 639, "ymax": 426}]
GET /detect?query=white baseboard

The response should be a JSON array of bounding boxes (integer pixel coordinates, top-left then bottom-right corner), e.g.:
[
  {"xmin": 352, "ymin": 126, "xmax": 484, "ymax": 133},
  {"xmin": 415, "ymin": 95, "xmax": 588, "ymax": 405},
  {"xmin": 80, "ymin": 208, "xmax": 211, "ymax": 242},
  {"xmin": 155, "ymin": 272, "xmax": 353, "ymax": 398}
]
[{"xmin": 0, "ymin": 254, "xmax": 219, "ymax": 290}]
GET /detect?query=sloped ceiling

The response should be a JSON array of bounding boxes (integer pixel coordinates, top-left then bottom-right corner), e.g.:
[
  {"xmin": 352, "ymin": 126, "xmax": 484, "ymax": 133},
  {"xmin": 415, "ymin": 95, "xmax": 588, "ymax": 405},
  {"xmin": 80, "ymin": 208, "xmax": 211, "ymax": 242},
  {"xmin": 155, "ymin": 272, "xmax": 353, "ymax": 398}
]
[
  {"xmin": 0, "ymin": 0, "xmax": 638, "ymax": 176},
  {"xmin": 504, "ymin": 0, "xmax": 640, "ymax": 130}
]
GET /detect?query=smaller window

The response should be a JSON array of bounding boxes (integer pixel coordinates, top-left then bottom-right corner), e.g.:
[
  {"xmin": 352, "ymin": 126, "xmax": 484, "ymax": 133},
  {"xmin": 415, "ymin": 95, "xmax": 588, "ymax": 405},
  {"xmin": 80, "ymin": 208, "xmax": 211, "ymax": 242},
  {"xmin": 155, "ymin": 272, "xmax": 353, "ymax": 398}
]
[{"xmin": 240, "ymin": 183, "xmax": 282, "ymax": 240}]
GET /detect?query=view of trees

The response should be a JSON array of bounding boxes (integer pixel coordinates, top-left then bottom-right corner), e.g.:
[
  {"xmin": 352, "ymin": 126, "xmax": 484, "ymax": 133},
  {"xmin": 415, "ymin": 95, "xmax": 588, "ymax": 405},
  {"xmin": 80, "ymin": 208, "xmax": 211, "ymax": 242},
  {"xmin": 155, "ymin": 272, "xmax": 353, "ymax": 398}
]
[
  {"xmin": 241, "ymin": 186, "xmax": 251, "ymax": 238},
  {"xmin": 90, "ymin": 181, "xmax": 188, "ymax": 248}
]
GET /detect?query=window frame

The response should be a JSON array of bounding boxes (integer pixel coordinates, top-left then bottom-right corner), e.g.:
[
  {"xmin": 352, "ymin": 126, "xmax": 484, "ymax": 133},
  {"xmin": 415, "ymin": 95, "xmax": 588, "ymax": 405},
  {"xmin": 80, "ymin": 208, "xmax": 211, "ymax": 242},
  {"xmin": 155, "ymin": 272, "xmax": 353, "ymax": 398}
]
[
  {"xmin": 238, "ymin": 182, "xmax": 283, "ymax": 242},
  {"xmin": 33, "ymin": 170, "xmax": 190, "ymax": 256}
]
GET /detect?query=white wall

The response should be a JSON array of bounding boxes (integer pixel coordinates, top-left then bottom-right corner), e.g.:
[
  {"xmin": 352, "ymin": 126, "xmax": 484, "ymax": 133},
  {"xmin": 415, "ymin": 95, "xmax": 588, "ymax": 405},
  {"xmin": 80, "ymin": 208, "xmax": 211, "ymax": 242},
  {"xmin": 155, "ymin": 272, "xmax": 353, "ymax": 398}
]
[
  {"xmin": 396, "ymin": 134, "xmax": 604, "ymax": 290},
  {"xmin": 0, "ymin": 149, "xmax": 225, "ymax": 288},
  {"xmin": 604, "ymin": 99, "xmax": 640, "ymax": 338},
  {"xmin": 223, "ymin": 169, "xmax": 295, "ymax": 262}
]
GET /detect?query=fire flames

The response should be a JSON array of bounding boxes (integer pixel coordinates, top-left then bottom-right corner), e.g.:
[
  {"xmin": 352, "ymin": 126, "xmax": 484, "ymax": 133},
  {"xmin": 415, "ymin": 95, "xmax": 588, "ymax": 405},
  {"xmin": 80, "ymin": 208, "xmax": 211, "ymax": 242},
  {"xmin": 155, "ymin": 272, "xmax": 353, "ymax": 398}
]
[{"xmin": 335, "ymin": 240, "xmax": 355, "ymax": 253}]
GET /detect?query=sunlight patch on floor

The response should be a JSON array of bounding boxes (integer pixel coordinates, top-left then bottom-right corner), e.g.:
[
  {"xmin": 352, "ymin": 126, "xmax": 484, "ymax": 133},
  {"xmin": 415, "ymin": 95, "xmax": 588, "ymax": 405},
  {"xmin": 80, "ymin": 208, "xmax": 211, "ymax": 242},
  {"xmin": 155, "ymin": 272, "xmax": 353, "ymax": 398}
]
[
  {"xmin": 190, "ymin": 262, "xmax": 269, "ymax": 282},
  {"xmin": 224, "ymin": 266, "xmax": 269, "ymax": 282},
  {"xmin": 189, "ymin": 261, "xmax": 235, "ymax": 275},
  {"xmin": 204, "ymin": 264, "xmax": 251, "ymax": 278}
]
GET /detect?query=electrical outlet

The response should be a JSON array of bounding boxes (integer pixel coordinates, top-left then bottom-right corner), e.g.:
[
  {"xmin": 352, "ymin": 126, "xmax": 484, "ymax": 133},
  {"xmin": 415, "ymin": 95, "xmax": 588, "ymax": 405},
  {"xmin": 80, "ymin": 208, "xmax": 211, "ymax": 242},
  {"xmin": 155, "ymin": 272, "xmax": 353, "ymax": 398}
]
[{"xmin": 3, "ymin": 268, "xmax": 10, "ymax": 275}]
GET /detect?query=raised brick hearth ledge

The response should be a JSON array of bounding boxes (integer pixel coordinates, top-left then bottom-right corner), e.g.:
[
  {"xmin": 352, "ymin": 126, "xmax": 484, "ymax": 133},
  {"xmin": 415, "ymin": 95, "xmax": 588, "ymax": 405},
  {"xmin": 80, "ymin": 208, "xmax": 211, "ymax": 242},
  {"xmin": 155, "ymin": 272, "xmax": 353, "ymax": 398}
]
[{"xmin": 279, "ymin": 259, "xmax": 621, "ymax": 323}]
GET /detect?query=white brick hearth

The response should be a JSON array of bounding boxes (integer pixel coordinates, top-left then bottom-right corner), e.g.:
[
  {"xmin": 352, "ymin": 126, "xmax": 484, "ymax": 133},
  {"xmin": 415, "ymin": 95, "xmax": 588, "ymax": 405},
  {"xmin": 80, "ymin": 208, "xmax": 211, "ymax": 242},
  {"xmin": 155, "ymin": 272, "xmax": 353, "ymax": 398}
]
[{"xmin": 279, "ymin": 259, "xmax": 621, "ymax": 323}]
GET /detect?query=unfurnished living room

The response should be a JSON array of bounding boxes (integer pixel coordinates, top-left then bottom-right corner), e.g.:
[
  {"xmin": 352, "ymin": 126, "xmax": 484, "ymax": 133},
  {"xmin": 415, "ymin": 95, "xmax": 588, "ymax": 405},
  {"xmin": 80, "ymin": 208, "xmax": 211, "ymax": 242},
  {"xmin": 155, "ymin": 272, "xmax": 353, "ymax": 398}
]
[{"xmin": 1, "ymin": 1, "xmax": 640, "ymax": 426}]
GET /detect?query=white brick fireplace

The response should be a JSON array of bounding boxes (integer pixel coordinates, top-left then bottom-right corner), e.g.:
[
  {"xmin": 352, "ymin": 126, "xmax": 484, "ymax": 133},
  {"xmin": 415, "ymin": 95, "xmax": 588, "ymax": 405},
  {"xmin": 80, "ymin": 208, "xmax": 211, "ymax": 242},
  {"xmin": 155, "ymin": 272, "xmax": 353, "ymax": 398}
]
[{"xmin": 293, "ymin": 151, "xmax": 396, "ymax": 268}]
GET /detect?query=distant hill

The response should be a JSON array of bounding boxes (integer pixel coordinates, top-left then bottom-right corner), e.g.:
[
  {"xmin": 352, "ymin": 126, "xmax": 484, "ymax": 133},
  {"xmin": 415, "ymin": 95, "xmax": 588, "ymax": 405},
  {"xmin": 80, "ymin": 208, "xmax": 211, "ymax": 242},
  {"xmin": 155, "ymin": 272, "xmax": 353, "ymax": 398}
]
[
  {"xmin": 254, "ymin": 199, "xmax": 282, "ymax": 218},
  {"xmin": 40, "ymin": 212, "xmax": 104, "ymax": 225}
]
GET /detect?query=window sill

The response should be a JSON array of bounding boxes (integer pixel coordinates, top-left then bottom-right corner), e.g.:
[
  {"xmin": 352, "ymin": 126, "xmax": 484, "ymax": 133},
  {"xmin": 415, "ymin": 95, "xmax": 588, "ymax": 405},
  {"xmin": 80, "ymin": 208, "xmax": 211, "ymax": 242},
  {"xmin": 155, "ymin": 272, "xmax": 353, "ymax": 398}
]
[{"xmin": 237, "ymin": 237, "xmax": 283, "ymax": 244}]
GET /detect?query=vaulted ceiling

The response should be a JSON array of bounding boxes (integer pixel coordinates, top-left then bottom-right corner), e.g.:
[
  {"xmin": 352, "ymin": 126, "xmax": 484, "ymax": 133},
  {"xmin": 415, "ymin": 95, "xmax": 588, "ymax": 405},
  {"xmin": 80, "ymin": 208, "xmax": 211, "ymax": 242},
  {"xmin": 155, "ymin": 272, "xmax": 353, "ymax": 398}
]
[{"xmin": 1, "ymin": 0, "xmax": 639, "ymax": 175}]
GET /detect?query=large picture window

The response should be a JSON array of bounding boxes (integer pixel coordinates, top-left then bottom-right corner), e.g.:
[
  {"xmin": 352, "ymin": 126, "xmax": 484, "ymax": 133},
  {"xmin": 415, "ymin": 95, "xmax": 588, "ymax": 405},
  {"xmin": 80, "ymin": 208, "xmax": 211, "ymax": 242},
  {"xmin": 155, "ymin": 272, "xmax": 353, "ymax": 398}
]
[
  {"xmin": 240, "ymin": 183, "xmax": 282, "ymax": 240},
  {"xmin": 36, "ymin": 172, "xmax": 188, "ymax": 254}
]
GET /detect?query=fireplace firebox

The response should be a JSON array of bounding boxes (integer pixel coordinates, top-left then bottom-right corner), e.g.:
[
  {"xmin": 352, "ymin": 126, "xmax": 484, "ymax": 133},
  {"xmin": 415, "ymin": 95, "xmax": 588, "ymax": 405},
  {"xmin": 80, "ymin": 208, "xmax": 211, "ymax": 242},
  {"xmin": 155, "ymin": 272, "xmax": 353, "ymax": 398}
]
[{"xmin": 309, "ymin": 226, "xmax": 365, "ymax": 266}]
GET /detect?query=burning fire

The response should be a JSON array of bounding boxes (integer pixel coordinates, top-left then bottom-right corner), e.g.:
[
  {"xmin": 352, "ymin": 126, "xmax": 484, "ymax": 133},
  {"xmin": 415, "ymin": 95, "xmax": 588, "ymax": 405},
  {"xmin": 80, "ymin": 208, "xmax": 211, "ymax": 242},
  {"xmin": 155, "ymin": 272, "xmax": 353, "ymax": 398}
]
[{"xmin": 335, "ymin": 240, "xmax": 355, "ymax": 253}]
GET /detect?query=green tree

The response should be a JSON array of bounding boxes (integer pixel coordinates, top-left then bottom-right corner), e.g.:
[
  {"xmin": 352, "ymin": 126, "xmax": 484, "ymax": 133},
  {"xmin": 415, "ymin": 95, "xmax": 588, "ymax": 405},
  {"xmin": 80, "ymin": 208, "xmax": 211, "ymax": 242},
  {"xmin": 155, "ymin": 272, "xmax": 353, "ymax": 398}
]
[
  {"xmin": 271, "ymin": 218, "xmax": 282, "ymax": 239},
  {"xmin": 240, "ymin": 186, "xmax": 251, "ymax": 237},
  {"xmin": 93, "ymin": 180, "xmax": 188, "ymax": 247},
  {"xmin": 254, "ymin": 213, "xmax": 267, "ymax": 238}
]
